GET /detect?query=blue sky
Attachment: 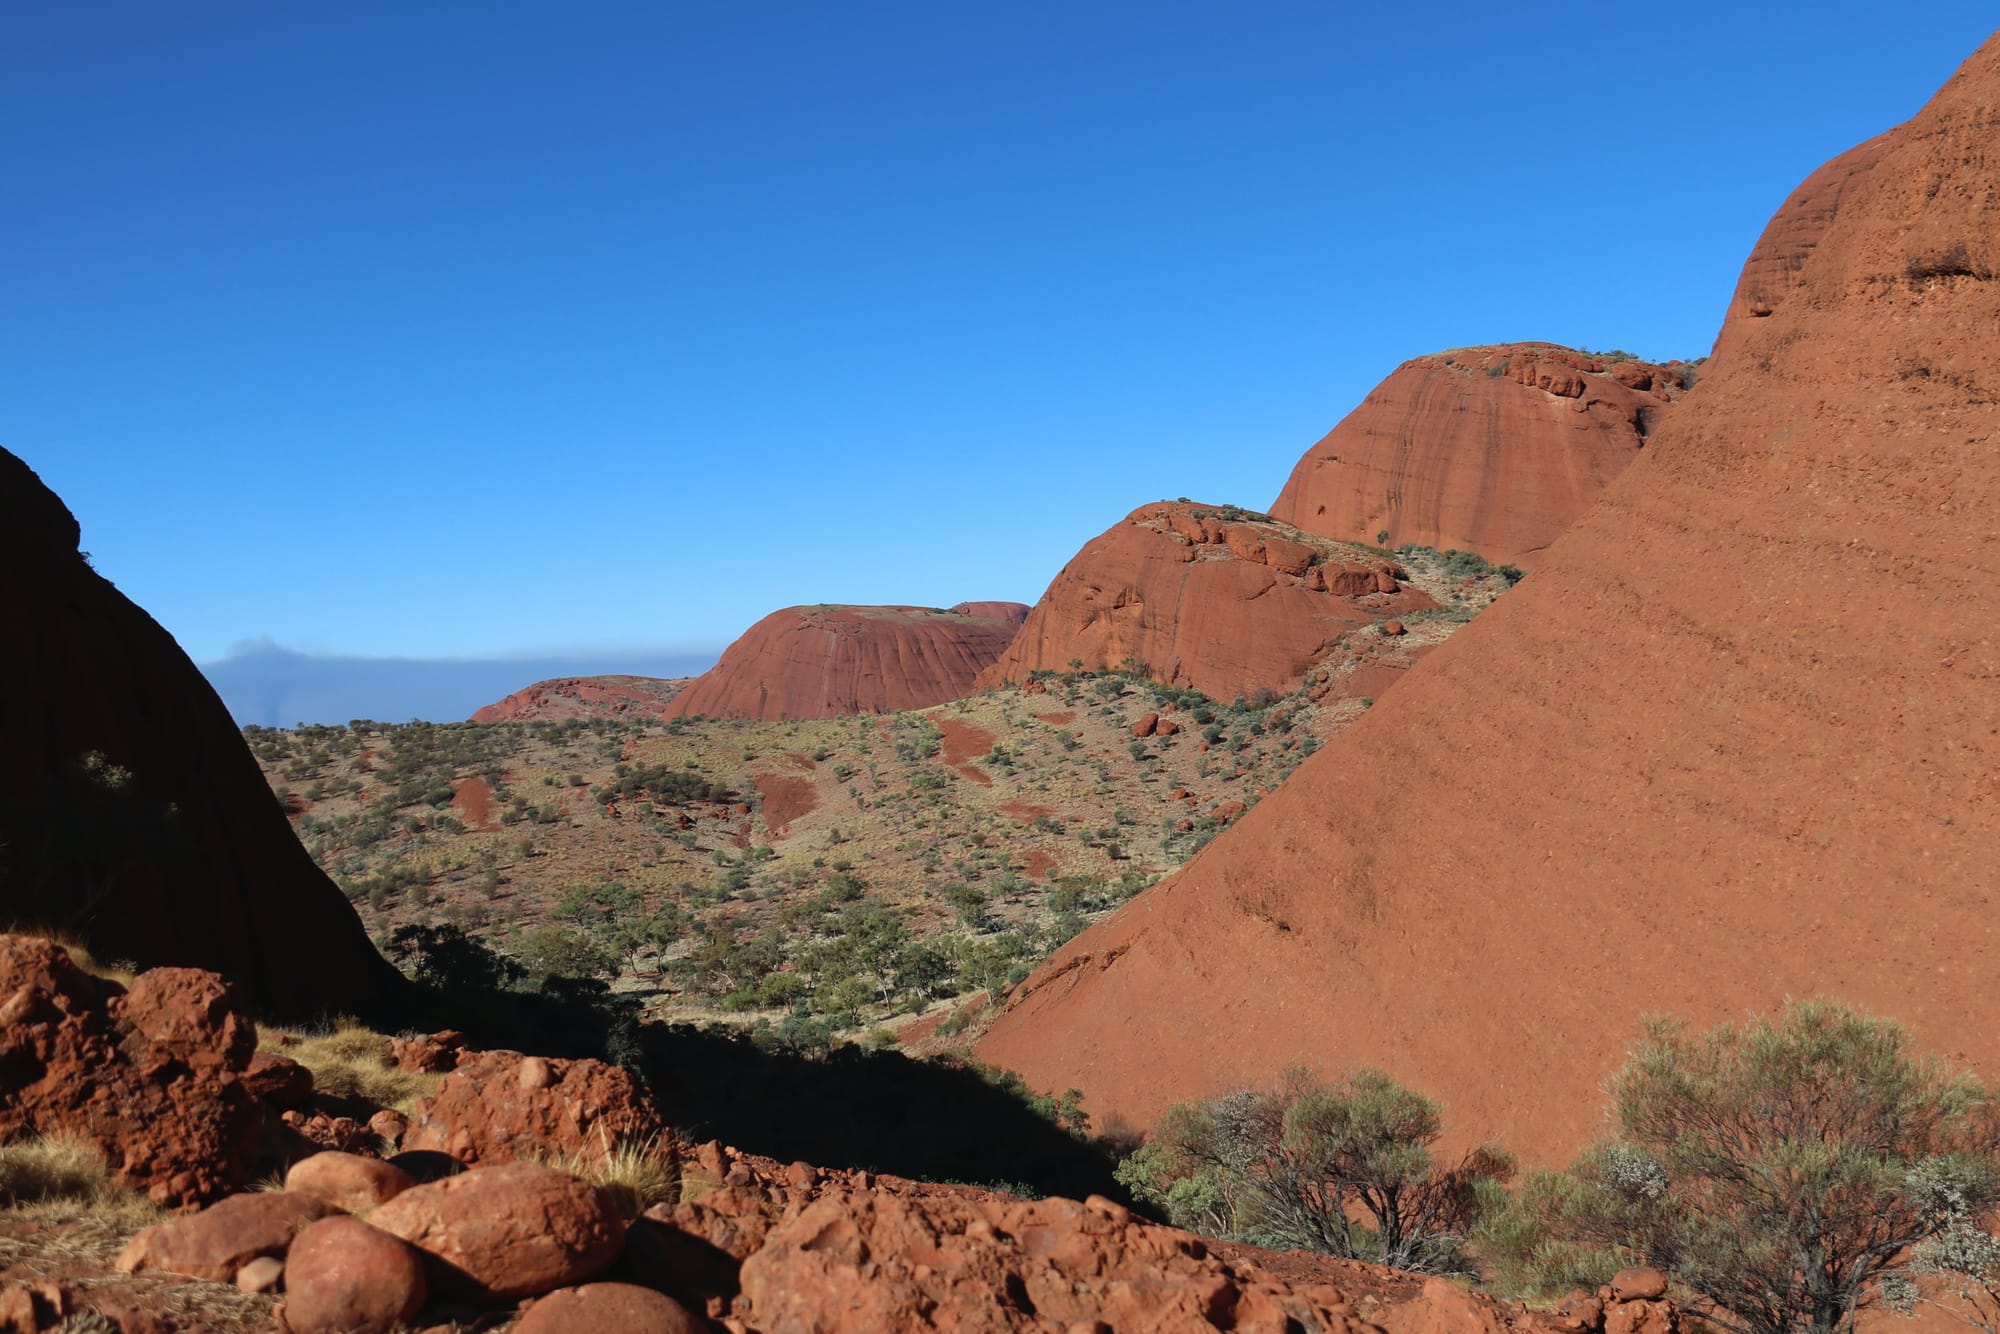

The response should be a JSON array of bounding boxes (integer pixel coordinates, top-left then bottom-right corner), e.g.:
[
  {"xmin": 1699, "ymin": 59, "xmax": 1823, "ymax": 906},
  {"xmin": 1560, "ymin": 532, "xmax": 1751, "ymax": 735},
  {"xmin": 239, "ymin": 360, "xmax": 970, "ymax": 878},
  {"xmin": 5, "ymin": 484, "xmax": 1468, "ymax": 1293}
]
[{"xmin": 6, "ymin": 4, "xmax": 1993, "ymax": 665}]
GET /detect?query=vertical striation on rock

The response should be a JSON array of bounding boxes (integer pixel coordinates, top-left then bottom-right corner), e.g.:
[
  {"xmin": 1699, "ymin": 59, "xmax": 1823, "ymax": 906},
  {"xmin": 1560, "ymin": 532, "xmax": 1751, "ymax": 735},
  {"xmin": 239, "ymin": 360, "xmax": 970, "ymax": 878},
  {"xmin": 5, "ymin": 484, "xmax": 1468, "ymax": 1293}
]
[{"xmin": 1270, "ymin": 343, "xmax": 1689, "ymax": 570}]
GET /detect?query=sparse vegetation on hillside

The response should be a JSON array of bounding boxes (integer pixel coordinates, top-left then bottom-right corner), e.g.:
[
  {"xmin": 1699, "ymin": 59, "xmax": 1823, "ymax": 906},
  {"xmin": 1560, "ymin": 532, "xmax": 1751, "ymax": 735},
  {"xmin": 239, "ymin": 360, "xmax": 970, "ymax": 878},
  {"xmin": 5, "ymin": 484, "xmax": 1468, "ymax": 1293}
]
[{"xmin": 245, "ymin": 547, "xmax": 1513, "ymax": 1051}]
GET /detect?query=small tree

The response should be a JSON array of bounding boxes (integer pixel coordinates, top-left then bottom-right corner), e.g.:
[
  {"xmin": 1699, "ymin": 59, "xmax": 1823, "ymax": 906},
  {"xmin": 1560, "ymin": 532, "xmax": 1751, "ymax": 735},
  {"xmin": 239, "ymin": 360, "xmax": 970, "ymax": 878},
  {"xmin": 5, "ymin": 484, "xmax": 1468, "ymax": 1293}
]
[
  {"xmin": 1486, "ymin": 1000, "xmax": 2000, "ymax": 1334},
  {"xmin": 1116, "ymin": 1066, "xmax": 1511, "ymax": 1275}
]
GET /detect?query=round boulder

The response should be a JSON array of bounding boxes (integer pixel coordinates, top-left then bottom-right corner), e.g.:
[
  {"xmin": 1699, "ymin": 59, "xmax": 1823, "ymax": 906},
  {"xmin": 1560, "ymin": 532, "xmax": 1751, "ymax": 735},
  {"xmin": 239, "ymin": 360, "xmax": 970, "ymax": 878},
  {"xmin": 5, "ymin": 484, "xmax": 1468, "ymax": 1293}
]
[
  {"xmin": 286, "ymin": 1151, "xmax": 416, "ymax": 1213},
  {"xmin": 282, "ymin": 1215, "xmax": 427, "ymax": 1334},
  {"xmin": 366, "ymin": 1161, "xmax": 626, "ymax": 1302},
  {"xmin": 515, "ymin": 1282, "xmax": 707, "ymax": 1334}
]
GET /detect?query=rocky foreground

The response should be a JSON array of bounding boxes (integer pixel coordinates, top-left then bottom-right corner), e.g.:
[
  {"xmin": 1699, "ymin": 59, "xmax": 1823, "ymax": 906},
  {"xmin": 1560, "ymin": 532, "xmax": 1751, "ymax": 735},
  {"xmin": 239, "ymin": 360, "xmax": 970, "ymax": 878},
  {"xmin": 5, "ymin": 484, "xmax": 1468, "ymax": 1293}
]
[{"xmin": 0, "ymin": 934, "xmax": 1678, "ymax": 1333}]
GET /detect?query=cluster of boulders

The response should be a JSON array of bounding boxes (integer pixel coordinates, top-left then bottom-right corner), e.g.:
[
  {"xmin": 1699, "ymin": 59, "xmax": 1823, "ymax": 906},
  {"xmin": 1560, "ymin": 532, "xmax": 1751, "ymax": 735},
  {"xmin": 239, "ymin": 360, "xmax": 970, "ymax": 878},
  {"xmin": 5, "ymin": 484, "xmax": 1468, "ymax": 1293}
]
[
  {"xmin": 0, "ymin": 937, "xmax": 1690, "ymax": 1332},
  {"xmin": 1148, "ymin": 505, "xmax": 1409, "ymax": 598},
  {"xmin": 115, "ymin": 1152, "xmax": 702, "ymax": 1332}
]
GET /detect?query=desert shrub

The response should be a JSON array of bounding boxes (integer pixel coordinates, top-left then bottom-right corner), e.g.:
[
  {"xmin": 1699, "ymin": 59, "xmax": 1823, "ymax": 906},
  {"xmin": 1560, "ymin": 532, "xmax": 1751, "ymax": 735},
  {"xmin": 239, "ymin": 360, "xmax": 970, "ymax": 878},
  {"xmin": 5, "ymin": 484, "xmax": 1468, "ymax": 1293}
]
[
  {"xmin": 1483, "ymin": 1000, "xmax": 2000, "ymax": 1334},
  {"xmin": 513, "ymin": 926, "xmax": 619, "ymax": 982},
  {"xmin": 1117, "ymin": 1066, "xmax": 1509, "ymax": 1274}
]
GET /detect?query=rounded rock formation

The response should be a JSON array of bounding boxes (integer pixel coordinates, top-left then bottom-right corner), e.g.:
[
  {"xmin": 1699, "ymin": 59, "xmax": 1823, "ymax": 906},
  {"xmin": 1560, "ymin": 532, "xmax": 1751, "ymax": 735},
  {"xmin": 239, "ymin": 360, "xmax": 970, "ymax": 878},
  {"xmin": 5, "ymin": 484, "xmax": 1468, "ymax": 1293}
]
[
  {"xmin": 1269, "ymin": 344, "xmax": 1689, "ymax": 571},
  {"xmin": 663, "ymin": 602, "xmax": 1028, "ymax": 721},
  {"xmin": 366, "ymin": 1161, "xmax": 627, "ymax": 1302},
  {"xmin": 281, "ymin": 1214, "xmax": 428, "ymax": 1334},
  {"xmin": 974, "ymin": 502, "xmax": 1434, "ymax": 701}
]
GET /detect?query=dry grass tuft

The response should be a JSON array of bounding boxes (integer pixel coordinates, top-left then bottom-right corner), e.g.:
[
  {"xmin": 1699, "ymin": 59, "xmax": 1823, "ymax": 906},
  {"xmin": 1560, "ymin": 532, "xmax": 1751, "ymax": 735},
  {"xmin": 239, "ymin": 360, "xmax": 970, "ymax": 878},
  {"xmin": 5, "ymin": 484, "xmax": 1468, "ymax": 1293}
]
[
  {"xmin": 0, "ymin": 1136, "xmax": 118, "ymax": 1209},
  {"xmin": 268, "ymin": 1020, "xmax": 442, "ymax": 1112},
  {"xmin": 533, "ymin": 1134, "xmax": 682, "ymax": 1219}
]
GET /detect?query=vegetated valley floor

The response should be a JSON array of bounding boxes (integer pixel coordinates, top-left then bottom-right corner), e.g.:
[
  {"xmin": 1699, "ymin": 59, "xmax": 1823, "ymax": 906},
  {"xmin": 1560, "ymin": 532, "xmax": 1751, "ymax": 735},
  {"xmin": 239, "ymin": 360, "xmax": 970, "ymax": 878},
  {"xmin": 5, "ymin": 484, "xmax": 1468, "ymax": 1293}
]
[{"xmin": 249, "ymin": 550, "xmax": 1514, "ymax": 1051}]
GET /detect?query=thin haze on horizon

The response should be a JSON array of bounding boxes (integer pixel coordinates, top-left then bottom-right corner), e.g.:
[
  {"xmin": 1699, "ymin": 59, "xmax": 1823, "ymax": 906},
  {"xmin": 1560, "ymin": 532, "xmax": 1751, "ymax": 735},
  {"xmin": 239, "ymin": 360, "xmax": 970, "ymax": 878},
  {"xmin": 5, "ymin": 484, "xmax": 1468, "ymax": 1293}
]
[{"xmin": 6, "ymin": 3, "xmax": 1994, "ymax": 668}]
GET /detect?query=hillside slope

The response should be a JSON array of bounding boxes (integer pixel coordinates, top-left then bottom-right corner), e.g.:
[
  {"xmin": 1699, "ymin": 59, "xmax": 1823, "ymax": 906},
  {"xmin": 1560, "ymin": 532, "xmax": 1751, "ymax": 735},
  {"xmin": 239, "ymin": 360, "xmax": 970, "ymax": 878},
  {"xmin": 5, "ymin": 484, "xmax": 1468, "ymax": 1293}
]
[{"xmin": 977, "ymin": 40, "xmax": 2000, "ymax": 1165}]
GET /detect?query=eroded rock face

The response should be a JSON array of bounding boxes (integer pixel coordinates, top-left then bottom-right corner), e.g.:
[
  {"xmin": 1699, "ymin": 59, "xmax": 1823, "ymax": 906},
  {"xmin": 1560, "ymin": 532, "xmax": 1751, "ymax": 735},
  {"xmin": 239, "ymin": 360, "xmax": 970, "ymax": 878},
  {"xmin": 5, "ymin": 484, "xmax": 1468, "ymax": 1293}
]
[
  {"xmin": 977, "ymin": 36, "xmax": 2000, "ymax": 1166},
  {"xmin": 1718, "ymin": 134, "xmax": 1893, "ymax": 344},
  {"xmin": 974, "ymin": 502, "xmax": 1434, "ymax": 702},
  {"xmin": 400, "ymin": 1050, "xmax": 665, "ymax": 1169},
  {"xmin": 1269, "ymin": 344, "xmax": 1688, "ymax": 571},
  {"xmin": 469, "ymin": 675, "xmax": 692, "ymax": 724},
  {"xmin": 662, "ymin": 602, "xmax": 1028, "ymax": 721},
  {"xmin": 0, "ymin": 936, "xmax": 262, "ymax": 1207},
  {"xmin": 0, "ymin": 447, "xmax": 407, "ymax": 1019}
]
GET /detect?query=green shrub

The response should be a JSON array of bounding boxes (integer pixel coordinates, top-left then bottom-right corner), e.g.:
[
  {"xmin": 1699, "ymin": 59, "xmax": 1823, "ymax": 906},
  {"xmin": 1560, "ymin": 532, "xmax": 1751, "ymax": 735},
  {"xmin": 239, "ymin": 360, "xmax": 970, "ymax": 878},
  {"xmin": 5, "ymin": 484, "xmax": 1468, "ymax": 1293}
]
[
  {"xmin": 1117, "ymin": 1066, "xmax": 1509, "ymax": 1274},
  {"xmin": 1483, "ymin": 1001, "xmax": 2000, "ymax": 1333}
]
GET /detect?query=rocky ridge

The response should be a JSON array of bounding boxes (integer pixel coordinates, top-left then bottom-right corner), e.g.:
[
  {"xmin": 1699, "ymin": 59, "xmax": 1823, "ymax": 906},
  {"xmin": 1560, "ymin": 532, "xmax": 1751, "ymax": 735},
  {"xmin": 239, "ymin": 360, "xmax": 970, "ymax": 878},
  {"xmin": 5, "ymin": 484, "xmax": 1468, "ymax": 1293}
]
[{"xmin": 470, "ymin": 675, "xmax": 694, "ymax": 724}]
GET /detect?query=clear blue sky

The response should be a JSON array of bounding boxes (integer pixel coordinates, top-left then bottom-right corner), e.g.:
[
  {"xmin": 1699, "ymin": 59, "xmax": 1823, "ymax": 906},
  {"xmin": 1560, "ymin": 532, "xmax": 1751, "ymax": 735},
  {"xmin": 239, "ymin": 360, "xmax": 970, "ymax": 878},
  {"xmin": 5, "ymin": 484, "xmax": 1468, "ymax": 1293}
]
[{"xmin": 7, "ymin": 4, "xmax": 1992, "ymax": 664}]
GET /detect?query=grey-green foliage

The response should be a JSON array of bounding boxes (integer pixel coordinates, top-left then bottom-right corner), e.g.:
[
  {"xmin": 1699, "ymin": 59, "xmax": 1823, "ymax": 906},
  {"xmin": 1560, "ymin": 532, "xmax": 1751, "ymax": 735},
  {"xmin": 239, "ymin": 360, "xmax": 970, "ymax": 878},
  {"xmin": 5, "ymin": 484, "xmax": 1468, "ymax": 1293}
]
[
  {"xmin": 1483, "ymin": 1000, "xmax": 2000, "ymax": 1334},
  {"xmin": 1115, "ymin": 1066, "xmax": 1511, "ymax": 1275}
]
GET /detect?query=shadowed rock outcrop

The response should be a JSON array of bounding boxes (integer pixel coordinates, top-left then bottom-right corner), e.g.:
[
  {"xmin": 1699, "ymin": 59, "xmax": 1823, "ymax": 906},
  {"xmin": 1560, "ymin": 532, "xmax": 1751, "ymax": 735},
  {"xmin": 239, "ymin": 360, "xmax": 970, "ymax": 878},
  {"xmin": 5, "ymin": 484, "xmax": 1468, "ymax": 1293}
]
[
  {"xmin": 977, "ymin": 37, "xmax": 2000, "ymax": 1165},
  {"xmin": 1270, "ymin": 343, "xmax": 1688, "ymax": 570},
  {"xmin": 0, "ymin": 448, "xmax": 406, "ymax": 1019},
  {"xmin": 974, "ymin": 501, "xmax": 1435, "ymax": 701},
  {"xmin": 662, "ymin": 602, "xmax": 1027, "ymax": 721}
]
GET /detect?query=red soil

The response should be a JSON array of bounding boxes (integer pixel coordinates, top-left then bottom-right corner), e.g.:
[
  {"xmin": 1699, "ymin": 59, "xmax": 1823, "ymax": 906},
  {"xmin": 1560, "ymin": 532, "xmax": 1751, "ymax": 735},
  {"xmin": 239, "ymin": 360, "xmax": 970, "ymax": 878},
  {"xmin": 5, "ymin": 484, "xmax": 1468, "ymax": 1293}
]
[
  {"xmin": 664, "ymin": 603, "xmax": 1028, "ymax": 722},
  {"xmin": 451, "ymin": 777, "xmax": 496, "ymax": 830},
  {"xmin": 978, "ymin": 37, "xmax": 2000, "ymax": 1167},
  {"xmin": 1270, "ymin": 344, "xmax": 1688, "ymax": 570},
  {"xmin": 1001, "ymin": 801, "xmax": 1054, "ymax": 824},
  {"xmin": 752, "ymin": 774, "xmax": 818, "ymax": 839},
  {"xmin": 1035, "ymin": 711, "xmax": 1075, "ymax": 726},
  {"xmin": 1022, "ymin": 851, "xmax": 1057, "ymax": 881},
  {"xmin": 932, "ymin": 717, "xmax": 995, "ymax": 767}
]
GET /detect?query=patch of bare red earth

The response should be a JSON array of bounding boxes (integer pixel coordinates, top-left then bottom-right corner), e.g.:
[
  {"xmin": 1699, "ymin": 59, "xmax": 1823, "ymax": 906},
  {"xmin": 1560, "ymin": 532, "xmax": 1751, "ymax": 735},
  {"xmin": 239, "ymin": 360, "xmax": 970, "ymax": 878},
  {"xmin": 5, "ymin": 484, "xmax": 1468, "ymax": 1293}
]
[
  {"xmin": 1269, "ymin": 343, "xmax": 1689, "ymax": 571},
  {"xmin": 931, "ymin": 714, "xmax": 997, "ymax": 786},
  {"xmin": 450, "ymin": 775, "xmax": 497, "ymax": 830},
  {"xmin": 663, "ymin": 602, "xmax": 1028, "ymax": 722},
  {"xmin": 978, "ymin": 38, "xmax": 2000, "ymax": 1168},
  {"xmin": 752, "ymin": 773, "xmax": 818, "ymax": 839},
  {"xmin": 977, "ymin": 502, "xmax": 1433, "ymax": 702}
]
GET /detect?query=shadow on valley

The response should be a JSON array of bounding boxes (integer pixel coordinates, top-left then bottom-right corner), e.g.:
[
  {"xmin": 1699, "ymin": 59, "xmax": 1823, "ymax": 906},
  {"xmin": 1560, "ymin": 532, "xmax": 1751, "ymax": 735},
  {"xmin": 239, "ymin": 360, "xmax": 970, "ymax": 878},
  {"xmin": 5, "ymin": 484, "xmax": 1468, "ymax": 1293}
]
[{"xmin": 380, "ymin": 924, "xmax": 1123, "ymax": 1203}]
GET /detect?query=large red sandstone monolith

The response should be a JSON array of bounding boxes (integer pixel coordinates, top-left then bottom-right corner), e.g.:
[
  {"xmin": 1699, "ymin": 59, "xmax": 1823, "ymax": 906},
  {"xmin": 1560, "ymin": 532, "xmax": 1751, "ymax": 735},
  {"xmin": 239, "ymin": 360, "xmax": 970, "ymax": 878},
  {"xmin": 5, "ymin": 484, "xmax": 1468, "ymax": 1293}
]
[{"xmin": 978, "ymin": 37, "xmax": 2000, "ymax": 1166}]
